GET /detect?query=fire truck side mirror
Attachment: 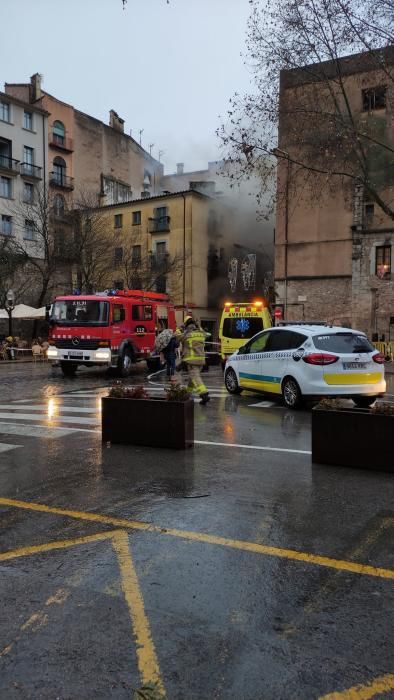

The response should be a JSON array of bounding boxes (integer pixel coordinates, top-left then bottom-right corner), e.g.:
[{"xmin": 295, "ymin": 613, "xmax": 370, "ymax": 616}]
[{"xmin": 45, "ymin": 304, "xmax": 51, "ymax": 322}]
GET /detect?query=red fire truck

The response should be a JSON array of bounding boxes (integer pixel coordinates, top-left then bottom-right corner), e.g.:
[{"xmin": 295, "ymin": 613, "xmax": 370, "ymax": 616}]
[{"xmin": 46, "ymin": 289, "xmax": 177, "ymax": 377}]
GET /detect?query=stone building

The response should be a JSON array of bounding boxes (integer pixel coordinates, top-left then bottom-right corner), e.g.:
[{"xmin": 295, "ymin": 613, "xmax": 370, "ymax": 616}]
[
  {"xmin": 5, "ymin": 74, "xmax": 163, "ymax": 207},
  {"xmin": 275, "ymin": 49, "xmax": 394, "ymax": 339}
]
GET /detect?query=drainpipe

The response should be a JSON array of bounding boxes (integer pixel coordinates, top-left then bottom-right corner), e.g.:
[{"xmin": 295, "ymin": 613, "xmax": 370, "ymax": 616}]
[{"xmin": 181, "ymin": 193, "xmax": 186, "ymax": 312}]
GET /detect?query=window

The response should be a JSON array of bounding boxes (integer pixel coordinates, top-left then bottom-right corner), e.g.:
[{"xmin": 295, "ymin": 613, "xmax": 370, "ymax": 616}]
[
  {"xmin": 117, "ymin": 184, "xmax": 131, "ymax": 203},
  {"xmin": 114, "ymin": 214, "xmax": 123, "ymax": 229},
  {"xmin": 55, "ymin": 230, "xmax": 65, "ymax": 256},
  {"xmin": 362, "ymin": 86, "xmax": 386, "ymax": 111},
  {"xmin": 1, "ymin": 215, "xmax": 12, "ymax": 235},
  {"xmin": 222, "ymin": 317, "xmax": 264, "ymax": 340},
  {"xmin": 0, "ymin": 102, "xmax": 10, "ymax": 123},
  {"xmin": 24, "ymin": 111, "xmax": 33, "ymax": 130},
  {"xmin": 132, "ymin": 244, "xmax": 141, "ymax": 263},
  {"xmin": 23, "ymin": 182, "xmax": 34, "ymax": 203},
  {"xmin": 23, "ymin": 146, "xmax": 34, "ymax": 175},
  {"xmin": 24, "ymin": 219, "xmax": 36, "ymax": 241},
  {"xmin": 365, "ymin": 203, "xmax": 374, "ymax": 225},
  {"xmin": 132, "ymin": 211, "xmax": 141, "ymax": 225},
  {"xmin": 376, "ymin": 245, "xmax": 391, "ymax": 279},
  {"xmin": 53, "ymin": 194, "xmax": 65, "ymax": 216},
  {"xmin": 53, "ymin": 156, "xmax": 66, "ymax": 184},
  {"xmin": 53, "ymin": 120, "xmax": 65, "ymax": 145},
  {"xmin": 0, "ymin": 137, "xmax": 12, "ymax": 167},
  {"xmin": 155, "ymin": 241, "xmax": 167, "ymax": 262},
  {"xmin": 156, "ymin": 206, "xmax": 167, "ymax": 218},
  {"xmin": 155, "ymin": 275, "xmax": 167, "ymax": 294},
  {"xmin": 267, "ymin": 330, "xmax": 307, "ymax": 351},
  {"xmin": 102, "ymin": 176, "xmax": 131, "ymax": 205},
  {"xmin": 114, "ymin": 246, "xmax": 123, "ymax": 265},
  {"xmin": 112, "ymin": 304, "xmax": 125, "ymax": 323},
  {"xmin": 132, "ymin": 305, "xmax": 153, "ymax": 321},
  {"xmin": 51, "ymin": 300, "xmax": 109, "ymax": 325},
  {"xmin": 313, "ymin": 333, "xmax": 374, "ymax": 353},
  {"xmin": 0, "ymin": 176, "xmax": 12, "ymax": 199},
  {"xmin": 246, "ymin": 331, "xmax": 271, "ymax": 353}
]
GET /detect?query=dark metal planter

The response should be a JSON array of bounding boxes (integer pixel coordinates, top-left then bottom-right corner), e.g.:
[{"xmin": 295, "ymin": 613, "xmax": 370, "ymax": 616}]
[
  {"xmin": 101, "ymin": 397, "xmax": 194, "ymax": 449},
  {"xmin": 312, "ymin": 407, "xmax": 393, "ymax": 472}
]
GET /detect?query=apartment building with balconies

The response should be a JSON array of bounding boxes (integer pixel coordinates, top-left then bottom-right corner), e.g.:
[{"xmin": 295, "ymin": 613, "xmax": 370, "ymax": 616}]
[
  {"xmin": 89, "ymin": 190, "xmax": 245, "ymax": 334},
  {"xmin": 5, "ymin": 74, "xmax": 163, "ymax": 209},
  {"xmin": 0, "ymin": 90, "xmax": 48, "ymax": 247}
]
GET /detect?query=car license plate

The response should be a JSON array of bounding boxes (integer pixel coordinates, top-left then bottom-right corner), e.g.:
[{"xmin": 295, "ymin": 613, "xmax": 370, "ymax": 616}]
[
  {"xmin": 69, "ymin": 350, "xmax": 83, "ymax": 358},
  {"xmin": 342, "ymin": 362, "xmax": 367, "ymax": 369}
]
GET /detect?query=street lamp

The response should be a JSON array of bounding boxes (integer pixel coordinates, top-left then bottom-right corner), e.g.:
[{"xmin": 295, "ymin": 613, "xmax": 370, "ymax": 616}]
[{"xmin": 5, "ymin": 289, "xmax": 15, "ymax": 338}]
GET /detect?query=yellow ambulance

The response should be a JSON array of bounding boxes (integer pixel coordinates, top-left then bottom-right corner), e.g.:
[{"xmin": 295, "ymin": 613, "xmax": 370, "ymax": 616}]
[{"xmin": 219, "ymin": 300, "xmax": 272, "ymax": 365}]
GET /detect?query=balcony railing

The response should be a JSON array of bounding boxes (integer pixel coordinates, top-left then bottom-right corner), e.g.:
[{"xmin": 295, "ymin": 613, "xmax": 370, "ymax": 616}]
[
  {"xmin": 0, "ymin": 155, "xmax": 19, "ymax": 174},
  {"xmin": 148, "ymin": 216, "xmax": 171, "ymax": 233},
  {"xmin": 20, "ymin": 162, "xmax": 42, "ymax": 179},
  {"xmin": 50, "ymin": 172, "xmax": 74, "ymax": 190},
  {"xmin": 50, "ymin": 133, "xmax": 74, "ymax": 152}
]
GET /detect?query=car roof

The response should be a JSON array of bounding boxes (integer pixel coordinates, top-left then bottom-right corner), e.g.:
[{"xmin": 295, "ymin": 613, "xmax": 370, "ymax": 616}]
[{"xmin": 272, "ymin": 324, "xmax": 362, "ymax": 335}]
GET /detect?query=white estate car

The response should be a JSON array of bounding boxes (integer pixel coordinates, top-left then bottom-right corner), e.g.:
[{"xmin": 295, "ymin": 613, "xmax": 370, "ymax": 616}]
[{"xmin": 224, "ymin": 324, "xmax": 386, "ymax": 409}]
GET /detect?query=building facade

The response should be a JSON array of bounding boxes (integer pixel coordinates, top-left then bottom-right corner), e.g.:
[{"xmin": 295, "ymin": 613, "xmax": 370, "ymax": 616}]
[
  {"xmin": 275, "ymin": 50, "xmax": 394, "ymax": 339},
  {"xmin": 96, "ymin": 190, "xmax": 237, "ymax": 332},
  {"xmin": 0, "ymin": 90, "xmax": 48, "ymax": 249},
  {"xmin": 5, "ymin": 75, "xmax": 163, "ymax": 207}
]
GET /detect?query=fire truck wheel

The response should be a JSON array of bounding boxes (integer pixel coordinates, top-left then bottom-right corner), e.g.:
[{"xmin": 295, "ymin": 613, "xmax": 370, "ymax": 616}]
[
  {"xmin": 118, "ymin": 348, "xmax": 133, "ymax": 377},
  {"xmin": 60, "ymin": 361, "xmax": 78, "ymax": 377}
]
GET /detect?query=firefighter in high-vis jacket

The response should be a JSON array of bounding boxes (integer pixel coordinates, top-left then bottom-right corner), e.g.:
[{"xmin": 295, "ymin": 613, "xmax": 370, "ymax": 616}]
[{"xmin": 180, "ymin": 316, "xmax": 210, "ymax": 404}]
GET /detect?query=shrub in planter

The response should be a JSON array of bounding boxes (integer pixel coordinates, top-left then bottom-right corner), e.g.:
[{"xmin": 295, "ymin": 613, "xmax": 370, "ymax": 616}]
[
  {"xmin": 312, "ymin": 400, "xmax": 393, "ymax": 472},
  {"xmin": 102, "ymin": 383, "xmax": 194, "ymax": 449}
]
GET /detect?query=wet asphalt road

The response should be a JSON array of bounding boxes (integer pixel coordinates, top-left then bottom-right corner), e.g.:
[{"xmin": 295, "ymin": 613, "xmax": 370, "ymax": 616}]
[{"xmin": 0, "ymin": 362, "xmax": 393, "ymax": 700}]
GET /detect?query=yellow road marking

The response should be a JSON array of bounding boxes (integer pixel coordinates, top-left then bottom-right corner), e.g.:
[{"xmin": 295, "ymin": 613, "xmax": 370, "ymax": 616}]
[
  {"xmin": 112, "ymin": 531, "xmax": 165, "ymax": 698},
  {"xmin": 0, "ymin": 530, "xmax": 115, "ymax": 562},
  {"xmin": 319, "ymin": 673, "xmax": 394, "ymax": 699},
  {"xmin": 0, "ymin": 497, "xmax": 393, "ymax": 580},
  {"xmin": 0, "ymin": 526, "xmax": 166, "ymax": 696}
]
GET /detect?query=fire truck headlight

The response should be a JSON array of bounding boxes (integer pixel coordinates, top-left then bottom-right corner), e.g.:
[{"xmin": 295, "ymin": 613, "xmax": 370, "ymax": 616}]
[
  {"xmin": 95, "ymin": 349, "xmax": 111, "ymax": 360},
  {"xmin": 47, "ymin": 348, "xmax": 58, "ymax": 359}
]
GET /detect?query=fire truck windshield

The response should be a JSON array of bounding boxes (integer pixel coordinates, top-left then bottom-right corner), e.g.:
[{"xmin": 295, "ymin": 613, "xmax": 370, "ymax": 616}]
[{"xmin": 51, "ymin": 300, "xmax": 109, "ymax": 326}]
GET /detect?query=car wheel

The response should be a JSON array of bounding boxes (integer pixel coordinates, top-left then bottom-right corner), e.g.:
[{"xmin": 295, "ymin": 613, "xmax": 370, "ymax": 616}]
[
  {"xmin": 118, "ymin": 349, "xmax": 133, "ymax": 377},
  {"xmin": 225, "ymin": 368, "xmax": 242, "ymax": 394},
  {"xmin": 282, "ymin": 376, "xmax": 303, "ymax": 409},
  {"xmin": 352, "ymin": 396, "xmax": 377, "ymax": 408},
  {"xmin": 60, "ymin": 361, "xmax": 78, "ymax": 377}
]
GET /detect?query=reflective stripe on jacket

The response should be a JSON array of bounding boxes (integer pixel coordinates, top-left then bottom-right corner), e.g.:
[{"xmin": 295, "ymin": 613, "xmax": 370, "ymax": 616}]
[{"xmin": 181, "ymin": 326, "xmax": 206, "ymax": 365}]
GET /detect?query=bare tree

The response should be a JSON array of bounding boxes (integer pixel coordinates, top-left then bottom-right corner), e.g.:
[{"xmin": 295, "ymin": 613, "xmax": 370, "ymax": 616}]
[
  {"xmin": 6, "ymin": 185, "xmax": 71, "ymax": 308},
  {"xmin": 219, "ymin": 0, "xmax": 394, "ymax": 219},
  {"xmin": 70, "ymin": 190, "xmax": 115, "ymax": 294},
  {"xmin": 114, "ymin": 243, "xmax": 185, "ymax": 296}
]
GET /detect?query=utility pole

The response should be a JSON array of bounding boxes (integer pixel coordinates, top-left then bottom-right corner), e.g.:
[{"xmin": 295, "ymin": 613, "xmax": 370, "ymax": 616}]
[
  {"xmin": 158, "ymin": 150, "xmax": 164, "ymax": 162},
  {"xmin": 149, "ymin": 143, "xmax": 154, "ymax": 155},
  {"xmin": 139, "ymin": 129, "xmax": 144, "ymax": 146}
]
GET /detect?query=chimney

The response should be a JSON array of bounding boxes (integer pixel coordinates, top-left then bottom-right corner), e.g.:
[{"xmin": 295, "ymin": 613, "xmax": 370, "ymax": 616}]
[
  {"xmin": 30, "ymin": 73, "xmax": 42, "ymax": 102},
  {"xmin": 176, "ymin": 162, "xmax": 184, "ymax": 175},
  {"xmin": 109, "ymin": 109, "xmax": 125, "ymax": 133}
]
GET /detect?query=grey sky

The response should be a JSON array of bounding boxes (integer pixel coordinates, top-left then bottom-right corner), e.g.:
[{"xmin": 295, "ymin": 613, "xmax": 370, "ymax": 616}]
[{"xmin": 1, "ymin": 0, "xmax": 253, "ymax": 174}]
